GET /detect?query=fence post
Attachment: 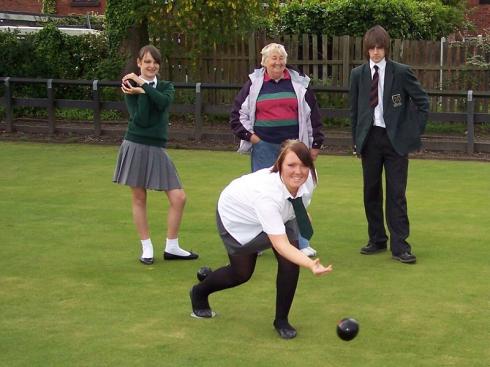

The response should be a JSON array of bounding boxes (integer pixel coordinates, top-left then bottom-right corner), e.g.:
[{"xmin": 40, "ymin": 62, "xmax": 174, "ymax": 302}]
[
  {"xmin": 47, "ymin": 79, "xmax": 55, "ymax": 135},
  {"xmin": 92, "ymin": 80, "xmax": 101, "ymax": 136},
  {"xmin": 195, "ymin": 82, "xmax": 202, "ymax": 140},
  {"xmin": 466, "ymin": 90, "xmax": 474, "ymax": 154},
  {"xmin": 342, "ymin": 35, "xmax": 351, "ymax": 87},
  {"xmin": 4, "ymin": 77, "xmax": 13, "ymax": 133},
  {"xmin": 248, "ymin": 32, "xmax": 256, "ymax": 73}
]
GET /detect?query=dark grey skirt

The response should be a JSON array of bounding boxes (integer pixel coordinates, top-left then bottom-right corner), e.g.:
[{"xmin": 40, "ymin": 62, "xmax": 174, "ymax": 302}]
[
  {"xmin": 216, "ymin": 210, "xmax": 299, "ymax": 255},
  {"xmin": 112, "ymin": 140, "xmax": 182, "ymax": 191}
]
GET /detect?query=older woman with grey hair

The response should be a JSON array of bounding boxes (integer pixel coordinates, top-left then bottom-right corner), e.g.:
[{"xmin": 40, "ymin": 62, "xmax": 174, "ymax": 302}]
[{"xmin": 229, "ymin": 42, "xmax": 324, "ymax": 257}]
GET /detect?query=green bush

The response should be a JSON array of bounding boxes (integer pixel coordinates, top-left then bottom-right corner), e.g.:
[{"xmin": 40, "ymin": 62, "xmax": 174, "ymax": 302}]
[
  {"xmin": 0, "ymin": 24, "xmax": 125, "ymax": 120},
  {"xmin": 0, "ymin": 23, "xmax": 123, "ymax": 106},
  {"xmin": 0, "ymin": 24, "xmax": 122, "ymax": 81},
  {"xmin": 0, "ymin": 31, "xmax": 37, "ymax": 77},
  {"xmin": 272, "ymin": 0, "xmax": 466, "ymax": 40}
]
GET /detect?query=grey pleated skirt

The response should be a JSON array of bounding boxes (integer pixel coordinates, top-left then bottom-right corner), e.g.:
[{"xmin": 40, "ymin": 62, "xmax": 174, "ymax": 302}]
[{"xmin": 112, "ymin": 140, "xmax": 182, "ymax": 191}]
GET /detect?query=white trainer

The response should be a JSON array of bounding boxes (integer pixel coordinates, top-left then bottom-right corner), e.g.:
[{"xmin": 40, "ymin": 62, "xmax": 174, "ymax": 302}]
[{"xmin": 301, "ymin": 246, "xmax": 317, "ymax": 257}]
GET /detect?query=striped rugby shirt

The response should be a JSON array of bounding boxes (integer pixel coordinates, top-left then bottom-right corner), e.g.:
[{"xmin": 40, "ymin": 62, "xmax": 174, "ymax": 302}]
[{"xmin": 254, "ymin": 69, "xmax": 299, "ymax": 144}]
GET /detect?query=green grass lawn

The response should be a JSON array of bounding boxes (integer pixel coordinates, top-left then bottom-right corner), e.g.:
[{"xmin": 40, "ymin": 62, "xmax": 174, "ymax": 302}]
[{"xmin": 0, "ymin": 142, "xmax": 489, "ymax": 367}]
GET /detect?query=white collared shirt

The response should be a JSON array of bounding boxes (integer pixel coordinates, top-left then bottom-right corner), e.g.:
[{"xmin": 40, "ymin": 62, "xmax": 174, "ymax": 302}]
[
  {"xmin": 370, "ymin": 58, "xmax": 386, "ymax": 128},
  {"xmin": 141, "ymin": 76, "xmax": 157, "ymax": 88},
  {"xmin": 217, "ymin": 168, "xmax": 316, "ymax": 245}
]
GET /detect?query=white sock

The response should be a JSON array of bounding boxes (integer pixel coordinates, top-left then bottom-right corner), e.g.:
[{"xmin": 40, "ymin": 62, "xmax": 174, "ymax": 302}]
[
  {"xmin": 165, "ymin": 238, "xmax": 191, "ymax": 256},
  {"xmin": 141, "ymin": 238, "xmax": 154, "ymax": 258}
]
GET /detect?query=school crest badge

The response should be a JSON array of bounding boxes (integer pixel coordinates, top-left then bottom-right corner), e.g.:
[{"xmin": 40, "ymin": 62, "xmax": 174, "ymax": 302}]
[{"xmin": 392, "ymin": 94, "xmax": 402, "ymax": 108}]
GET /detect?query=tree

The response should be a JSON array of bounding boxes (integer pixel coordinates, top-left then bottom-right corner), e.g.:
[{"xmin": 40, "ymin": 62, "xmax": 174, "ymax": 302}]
[
  {"xmin": 106, "ymin": 0, "xmax": 280, "ymax": 76},
  {"xmin": 105, "ymin": 0, "xmax": 151, "ymax": 76},
  {"xmin": 150, "ymin": 0, "xmax": 278, "ymax": 73}
]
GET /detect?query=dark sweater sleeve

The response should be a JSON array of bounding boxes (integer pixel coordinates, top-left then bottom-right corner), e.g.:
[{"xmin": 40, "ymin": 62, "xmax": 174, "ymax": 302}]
[
  {"xmin": 305, "ymin": 88, "xmax": 324, "ymax": 149},
  {"xmin": 229, "ymin": 80, "xmax": 254, "ymax": 141},
  {"xmin": 142, "ymin": 81, "xmax": 175, "ymax": 111}
]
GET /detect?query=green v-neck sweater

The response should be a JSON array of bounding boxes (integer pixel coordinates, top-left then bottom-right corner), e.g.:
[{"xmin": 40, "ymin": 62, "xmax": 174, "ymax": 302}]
[{"xmin": 124, "ymin": 80, "xmax": 175, "ymax": 147}]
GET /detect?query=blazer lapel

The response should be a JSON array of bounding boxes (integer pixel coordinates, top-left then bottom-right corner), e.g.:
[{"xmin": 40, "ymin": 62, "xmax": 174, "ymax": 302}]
[
  {"xmin": 383, "ymin": 60, "xmax": 393, "ymax": 111},
  {"xmin": 361, "ymin": 64, "xmax": 371, "ymax": 104}
]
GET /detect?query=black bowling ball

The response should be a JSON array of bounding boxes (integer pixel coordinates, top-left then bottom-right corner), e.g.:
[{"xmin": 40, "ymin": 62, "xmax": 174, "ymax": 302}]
[{"xmin": 336, "ymin": 318, "xmax": 359, "ymax": 341}]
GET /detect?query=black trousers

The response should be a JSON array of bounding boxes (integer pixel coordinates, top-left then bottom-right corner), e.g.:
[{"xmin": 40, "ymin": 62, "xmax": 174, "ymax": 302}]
[{"xmin": 361, "ymin": 126, "xmax": 411, "ymax": 255}]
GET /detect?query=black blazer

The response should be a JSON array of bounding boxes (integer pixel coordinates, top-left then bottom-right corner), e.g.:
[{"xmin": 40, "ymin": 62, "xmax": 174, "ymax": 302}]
[{"xmin": 349, "ymin": 60, "xmax": 429, "ymax": 156}]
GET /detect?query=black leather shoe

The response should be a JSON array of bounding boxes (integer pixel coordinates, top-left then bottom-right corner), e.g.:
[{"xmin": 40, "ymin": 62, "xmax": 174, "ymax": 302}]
[
  {"xmin": 139, "ymin": 257, "xmax": 154, "ymax": 265},
  {"xmin": 189, "ymin": 286, "xmax": 213, "ymax": 318},
  {"xmin": 360, "ymin": 243, "xmax": 387, "ymax": 255},
  {"xmin": 273, "ymin": 319, "xmax": 297, "ymax": 339},
  {"xmin": 392, "ymin": 252, "xmax": 416, "ymax": 264},
  {"xmin": 164, "ymin": 251, "xmax": 199, "ymax": 260}
]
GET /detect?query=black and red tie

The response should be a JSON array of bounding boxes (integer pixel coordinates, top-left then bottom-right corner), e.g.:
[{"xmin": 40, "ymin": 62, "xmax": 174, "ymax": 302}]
[{"xmin": 370, "ymin": 65, "xmax": 379, "ymax": 108}]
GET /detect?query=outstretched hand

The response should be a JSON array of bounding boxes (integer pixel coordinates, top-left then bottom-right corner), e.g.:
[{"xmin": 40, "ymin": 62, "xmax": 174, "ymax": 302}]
[{"xmin": 310, "ymin": 258, "xmax": 333, "ymax": 276}]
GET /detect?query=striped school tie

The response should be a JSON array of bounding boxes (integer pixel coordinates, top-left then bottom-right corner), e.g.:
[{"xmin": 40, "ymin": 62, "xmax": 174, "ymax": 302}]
[{"xmin": 370, "ymin": 65, "xmax": 379, "ymax": 108}]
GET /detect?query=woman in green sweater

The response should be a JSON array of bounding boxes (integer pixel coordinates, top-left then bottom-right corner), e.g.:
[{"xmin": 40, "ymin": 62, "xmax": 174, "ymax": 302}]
[{"xmin": 113, "ymin": 45, "xmax": 198, "ymax": 265}]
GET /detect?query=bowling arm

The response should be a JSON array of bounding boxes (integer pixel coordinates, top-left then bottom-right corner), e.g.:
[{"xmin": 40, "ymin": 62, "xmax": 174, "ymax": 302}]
[{"xmin": 268, "ymin": 234, "xmax": 332, "ymax": 276}]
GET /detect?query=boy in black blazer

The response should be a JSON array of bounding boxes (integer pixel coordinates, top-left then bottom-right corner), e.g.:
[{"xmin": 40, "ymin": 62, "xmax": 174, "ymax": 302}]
[{"xmin": 349, "ymin": 25, "xmax": 429, "ymax": 264}]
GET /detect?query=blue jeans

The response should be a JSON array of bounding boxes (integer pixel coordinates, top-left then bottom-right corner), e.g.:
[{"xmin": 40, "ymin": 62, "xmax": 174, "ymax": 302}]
[
  {"xmin": 298, "ymin": 235, "xmax": 309, "ymax": 250},
  {"xmin": 251, "ymin": 140, "xmax": 281, "ymax": 172},
  {"xmin": 251, "ymin": 140, "xmax": 309, "ymax": 250}
]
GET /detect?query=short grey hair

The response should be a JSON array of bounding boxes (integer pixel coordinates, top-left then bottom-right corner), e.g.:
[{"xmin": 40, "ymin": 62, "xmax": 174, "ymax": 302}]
[{"xmin": 260, "ymin": 43, "xmax": 288, "ymax": 66}]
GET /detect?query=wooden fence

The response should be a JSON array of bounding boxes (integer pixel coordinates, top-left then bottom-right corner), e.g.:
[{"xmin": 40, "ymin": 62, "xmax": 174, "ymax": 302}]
[
  {"xmin": 158, "ymin": 33, "xmax": 490, "ymax": 112},
  {"xmin": 1, "ymin": 77, "xmax": 489, "ymax": 154}
]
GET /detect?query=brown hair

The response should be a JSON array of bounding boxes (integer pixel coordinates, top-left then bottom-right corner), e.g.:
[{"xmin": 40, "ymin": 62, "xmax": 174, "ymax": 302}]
[
  {"xmin": 363, "ymin": 25, "xmax": 390, "ymax": 60},
  {"xmin": 271, "ymin": 140, "xmax": 317, "ymax": 184},
  {"xmin": 138, "ymin": 44, "xmax": 162, "ymax": 65}
]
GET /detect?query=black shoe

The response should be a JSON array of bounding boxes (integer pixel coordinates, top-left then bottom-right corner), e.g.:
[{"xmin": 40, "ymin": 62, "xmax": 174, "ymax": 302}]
[
  {"xmin": 392, "ymin": 252, "xmax": 416, "ymax": 264},
  {"xmin": 139, "ymin": 257, "xmax": 154, "ymax": 265},
  {"xmin": 164, "ymin": 251, "xmax": 199, "ymax": 260},
  {"xmin": 273, "ymin": 319, "xmax": 297, "ymax": 339},
  {"xmin": 189, "ymin": 286, "xmax": 213, "ymax": 318},
  {"xmin": 360, "ymin": 243, "xmax": 387, "ymax": 255}
]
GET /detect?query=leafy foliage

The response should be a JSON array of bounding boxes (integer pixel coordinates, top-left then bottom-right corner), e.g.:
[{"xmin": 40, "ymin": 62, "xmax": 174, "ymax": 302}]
[
  {"xmin": 149, "ymin": 1, "xmax": 278, "ymax": 49},
  {"xmin": 0, "ymin": 24, "xmax": 121, "ymax": 80},
  {"xmin": 47, "ymin": 14, "xmax": 105, "ymax": 30},
  {"xmin": 41, "ymin": 0, "xmax": 57, "ymax": 15},
  {"xmin": 448, "ymin": 31, "xmax": 490, "ymax": 90},
  {"xmin": 271, "ymin": 0, "xmax": 466, "ymax": 40},
  {"xmin": 459, "ymin": 33, "xmax": 490, "ymax": 70},
  {"xmin": 0, "ymin": 24, "xmax": 123, "ymax": 105},
  {"xmin": 105, "ymin": 0, "xmax": 152, "ymax": 52},
  {"xmin": 106, "ymin": 0, "xmax": 281, "ymax": 72}
]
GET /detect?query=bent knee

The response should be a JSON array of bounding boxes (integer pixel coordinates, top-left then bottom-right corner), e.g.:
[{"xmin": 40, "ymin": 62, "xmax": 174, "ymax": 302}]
[{"xmin": 232, "ymin": 269, "xmax": 254, "ymax": 284}]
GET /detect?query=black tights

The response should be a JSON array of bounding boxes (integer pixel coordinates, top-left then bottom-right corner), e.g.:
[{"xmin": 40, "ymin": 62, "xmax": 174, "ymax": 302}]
[{"xmin": 193, "ymin": 244, "xmax": 300, "ymax": 321}]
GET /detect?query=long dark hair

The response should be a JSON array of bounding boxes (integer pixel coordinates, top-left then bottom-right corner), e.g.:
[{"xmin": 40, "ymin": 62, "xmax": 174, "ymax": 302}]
[
  {"xmin": 271, "ymin": 140, "xmax": 317, "ymax": 184},
  {"xmin": 363, "ymin": 25, "xmax": 391, "ymax": 60}
]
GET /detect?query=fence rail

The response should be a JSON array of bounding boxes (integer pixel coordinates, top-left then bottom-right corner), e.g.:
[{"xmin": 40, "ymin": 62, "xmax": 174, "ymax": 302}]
[{"xmin": 1, "ymin": 77, "xmax": 489, "ymax": 154}]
